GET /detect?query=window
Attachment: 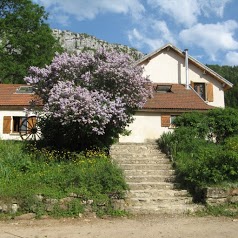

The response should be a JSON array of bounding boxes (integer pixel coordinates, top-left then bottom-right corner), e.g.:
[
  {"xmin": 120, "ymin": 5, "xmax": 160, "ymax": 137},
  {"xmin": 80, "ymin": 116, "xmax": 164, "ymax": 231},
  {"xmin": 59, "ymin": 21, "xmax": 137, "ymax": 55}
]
[
  {"xmin": 2, "ymin": 116, "xmax": 27, "ymax": 134},
  {"xmin": 194, "ymin": 83, "xmax": 206, "ymax": 100},
  {"xmin": 13, "ymin": 117, "xmax": 21, "ymax": 132},
  {"xmin": 15, "ymin": 86, "xmax": 33, "ymax": 94},
  {"xmin": 12, "ymin": 117, "xmax": 26, "ymax": 133},
  {"xmin": 190, "ymin": 81, "xmax": 214, "ymax": 102},
  {"xmin": 170, "ymin": 115, "xmax": 178, "ymax": 126},
  {"xmin": 154, "ymin": 85, "xmax": 172, "ymax": 93}
]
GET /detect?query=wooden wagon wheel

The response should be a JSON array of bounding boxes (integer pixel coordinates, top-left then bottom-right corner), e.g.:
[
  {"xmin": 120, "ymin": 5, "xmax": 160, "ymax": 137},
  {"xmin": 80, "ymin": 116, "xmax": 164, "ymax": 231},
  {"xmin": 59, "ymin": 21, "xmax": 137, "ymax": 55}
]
[{"xmin": 19, "ymin": 116, "xmax": 41, "ymax": 141}]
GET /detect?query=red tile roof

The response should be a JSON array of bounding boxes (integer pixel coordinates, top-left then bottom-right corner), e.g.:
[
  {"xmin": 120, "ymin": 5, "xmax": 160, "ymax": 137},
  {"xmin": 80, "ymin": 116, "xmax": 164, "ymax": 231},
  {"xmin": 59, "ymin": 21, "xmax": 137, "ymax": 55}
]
[
  {"xmin": 0, "ymin": 84, "xmax": 213, "ymax": 112},
  {"xmin": 143, "ymin": 84, "xmax": 214, "ymax": 111},
  {"xmin": 0, "ymin": 84, "xmax": 43, "ymax": 108}
]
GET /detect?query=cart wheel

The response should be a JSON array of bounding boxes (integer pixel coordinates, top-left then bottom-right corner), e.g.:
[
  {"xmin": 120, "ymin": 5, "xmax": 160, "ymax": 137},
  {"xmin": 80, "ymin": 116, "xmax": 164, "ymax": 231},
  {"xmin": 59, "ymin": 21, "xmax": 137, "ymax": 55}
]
[{"xmin": 19, "ymin": 116, "xmax": 41, "ymax": 141}]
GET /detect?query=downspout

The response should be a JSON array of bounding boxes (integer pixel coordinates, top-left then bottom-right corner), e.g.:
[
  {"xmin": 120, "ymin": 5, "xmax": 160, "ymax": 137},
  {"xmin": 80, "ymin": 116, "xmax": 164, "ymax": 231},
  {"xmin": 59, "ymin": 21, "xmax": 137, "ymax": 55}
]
[{"xmin": 184, "ymin": 49, "xmax": 190, "ymax": 89}]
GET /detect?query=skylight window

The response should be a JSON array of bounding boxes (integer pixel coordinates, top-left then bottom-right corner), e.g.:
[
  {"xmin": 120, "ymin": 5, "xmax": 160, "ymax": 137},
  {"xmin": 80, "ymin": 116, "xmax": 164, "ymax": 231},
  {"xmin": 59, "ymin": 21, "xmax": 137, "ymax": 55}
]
[
  {"xmin": 16, "ymin": 86, "xmax": 33, "ymax": 94},
  {"xmin": 154, "ymin": 85, "xmax": 172, "ymax": 93}
]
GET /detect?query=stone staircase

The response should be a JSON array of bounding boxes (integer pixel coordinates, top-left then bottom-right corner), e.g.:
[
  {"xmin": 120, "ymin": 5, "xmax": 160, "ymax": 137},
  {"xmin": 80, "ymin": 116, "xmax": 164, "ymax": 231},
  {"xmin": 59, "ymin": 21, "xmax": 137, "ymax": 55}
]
[{"xmin": 110, "ymin": 143, "xmax": 202, "ymax": 214}]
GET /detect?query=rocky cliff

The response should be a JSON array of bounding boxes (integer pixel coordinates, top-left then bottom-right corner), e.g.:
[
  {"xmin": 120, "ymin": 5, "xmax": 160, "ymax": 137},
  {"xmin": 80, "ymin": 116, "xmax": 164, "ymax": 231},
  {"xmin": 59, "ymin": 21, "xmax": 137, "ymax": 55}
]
[{"xmin": 52, "ymin": 29, "xmax": 144, "ymax": 60}]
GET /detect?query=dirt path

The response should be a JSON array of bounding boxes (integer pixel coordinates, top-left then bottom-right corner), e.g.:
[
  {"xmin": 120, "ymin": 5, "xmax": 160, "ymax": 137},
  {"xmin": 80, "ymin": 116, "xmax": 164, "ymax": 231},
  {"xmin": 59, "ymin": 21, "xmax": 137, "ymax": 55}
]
[{"xmin": 0, "ymin": 215, "xmax": 238, "ymax": 238}]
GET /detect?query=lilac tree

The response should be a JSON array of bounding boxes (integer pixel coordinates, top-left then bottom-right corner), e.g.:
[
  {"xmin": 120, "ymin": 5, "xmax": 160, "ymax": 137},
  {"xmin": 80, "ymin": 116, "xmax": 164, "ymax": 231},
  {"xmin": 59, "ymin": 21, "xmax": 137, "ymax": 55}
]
[{"xmin": 25, "ymin": 49, "xmax": 152, "ymax": 150}]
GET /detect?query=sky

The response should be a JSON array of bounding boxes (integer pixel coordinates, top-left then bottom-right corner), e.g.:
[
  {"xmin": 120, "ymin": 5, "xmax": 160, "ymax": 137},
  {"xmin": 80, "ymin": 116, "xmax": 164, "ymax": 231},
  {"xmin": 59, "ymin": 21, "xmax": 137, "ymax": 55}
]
[{"xmin": 34, "ymin": 0, "xmax": 238, "ymax": 66}]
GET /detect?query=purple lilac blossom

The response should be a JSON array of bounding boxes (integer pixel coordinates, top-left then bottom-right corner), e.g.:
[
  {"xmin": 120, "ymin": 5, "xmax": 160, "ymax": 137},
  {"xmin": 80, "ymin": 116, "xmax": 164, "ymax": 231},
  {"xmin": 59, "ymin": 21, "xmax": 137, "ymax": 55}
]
[{"xmin": 24, "ymin": 48, "xmax": 152, "ymax": 136}]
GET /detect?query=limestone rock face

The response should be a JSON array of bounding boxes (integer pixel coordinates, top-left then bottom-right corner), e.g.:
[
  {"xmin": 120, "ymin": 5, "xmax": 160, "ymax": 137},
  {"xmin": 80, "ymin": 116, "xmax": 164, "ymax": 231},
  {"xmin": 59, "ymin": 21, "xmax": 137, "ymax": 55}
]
[{"xmin": 52, "ymin": 29, "xmax": 144, "ymax": 60}]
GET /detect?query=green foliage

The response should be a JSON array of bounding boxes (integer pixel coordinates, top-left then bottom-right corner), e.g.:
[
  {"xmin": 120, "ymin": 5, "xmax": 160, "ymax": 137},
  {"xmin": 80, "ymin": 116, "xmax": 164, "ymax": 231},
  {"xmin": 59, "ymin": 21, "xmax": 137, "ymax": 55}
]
[
  {"xmin": 175, "ymin": 142, "xmax": 229, "ymax": 187},
  {"xmin": 207, "ymin": 107, "xmax": 238, "ymax": 143},
  {"xmin": 158, "ymin": 126, "xmax": 210, "ymax": 158},
  {"xmin": 207, "ymin": 64, "xmax": 238, "ymax": 109},
  {"xmin": 0, "ymin": 0, "xmax": 62, "ymax": 83},
  {"xmin": 157, "ymin": 131, "xmax": 176, "ymax": 156},
  {"xmin": 224, "ymin": 135, "xmax": 238, "ymax": 153},
  {"xmin": 0, "ymin": 140, "xmax": 128, "ymax": 217},
  {"xmin": 158, "ymin": 108, "xmax": 238, "ymax": 190},
  {"xmin": 173, "ymin": 111, "xmax": 209, "ymax": 138}
]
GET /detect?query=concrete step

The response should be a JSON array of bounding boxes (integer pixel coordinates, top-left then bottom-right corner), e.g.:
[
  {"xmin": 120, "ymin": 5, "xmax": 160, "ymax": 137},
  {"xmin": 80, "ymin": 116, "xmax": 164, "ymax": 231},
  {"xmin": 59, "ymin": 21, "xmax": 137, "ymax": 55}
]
[
  {"xmin": 129, "ymin": 196, "xmax": 193, "ymax": 206},
  {"xmin": 111, "ymin": 143, "xmax": 158, "ymax": 148},
  {"xmin": 111, "ymin": 151, "xmax": 165, "ymax": 157},
  {"xmin": 112, "ymin": 154, "xmax": 167, "ymax": 159},
  {"xmin": 127, "ymin": 182, "xmax": 178, "ymax": 190},
  {"xmin": 115, "ymin": 158, "xmax": 171, "ymax": 164},
  {"xmin": 124, "ymin": 169, "xmax": 175, "ymax": 176},
  {"xmin": 126, "ymin": 204, "xmax": 202, "ymax": 214},
  {"xmin": 120, "ymin": 163, "xmax": 173, "ymax": 170},
  {"xmin": 110, "ymin": 143, "xmax": 160, "ymax": 155},
  {"xmin": 126, "ymin": 175, "xmax": 176, "ymax": 183},
  {"xmin": 127, "ymin": 189, "xmax": 191, "ymax": 198}
]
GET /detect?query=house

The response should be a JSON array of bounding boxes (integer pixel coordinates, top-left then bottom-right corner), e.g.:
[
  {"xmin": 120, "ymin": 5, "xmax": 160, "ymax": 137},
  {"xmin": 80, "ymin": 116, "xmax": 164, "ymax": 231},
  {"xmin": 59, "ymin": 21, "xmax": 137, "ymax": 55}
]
[
  {"xmin": 0, "ymin": 44, "xmax": 233, "ymax": 142},
  {"xmin": 0, "ymin": 84, "xmax": 42, "ymax": 140},
  {"xmin": 119, "ymin": 43, "xmax": 233, "ymax": 143}
]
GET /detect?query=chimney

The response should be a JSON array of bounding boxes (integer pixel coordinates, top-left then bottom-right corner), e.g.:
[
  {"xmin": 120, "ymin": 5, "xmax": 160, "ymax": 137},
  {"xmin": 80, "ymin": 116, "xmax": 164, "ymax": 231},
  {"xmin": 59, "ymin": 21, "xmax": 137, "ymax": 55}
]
[{"xmin": 184, "ymin": 49, "xmax": 189, "ymax": 89}]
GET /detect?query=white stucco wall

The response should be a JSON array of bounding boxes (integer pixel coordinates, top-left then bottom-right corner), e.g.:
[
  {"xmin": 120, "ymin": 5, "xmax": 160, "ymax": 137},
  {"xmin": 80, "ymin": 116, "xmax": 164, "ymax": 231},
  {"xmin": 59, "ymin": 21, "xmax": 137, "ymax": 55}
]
[
  {"xmin": 142, "ymin": 50, "xmax": 185, "ymax": 84},
  {"xmin": 0, "ymin": 110, "xmax": 36, "ymax": 140},
  {"xmin": 119, "ymin": 112, "xmax": 171, "ymax": 143}
]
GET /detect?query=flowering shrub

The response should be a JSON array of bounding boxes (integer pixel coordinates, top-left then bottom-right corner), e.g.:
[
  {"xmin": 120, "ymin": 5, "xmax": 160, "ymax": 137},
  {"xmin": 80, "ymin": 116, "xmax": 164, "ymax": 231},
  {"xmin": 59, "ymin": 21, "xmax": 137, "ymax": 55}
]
[{"xmin": 25, "ymin": 49, "xmax": 152, "ymax": 150}]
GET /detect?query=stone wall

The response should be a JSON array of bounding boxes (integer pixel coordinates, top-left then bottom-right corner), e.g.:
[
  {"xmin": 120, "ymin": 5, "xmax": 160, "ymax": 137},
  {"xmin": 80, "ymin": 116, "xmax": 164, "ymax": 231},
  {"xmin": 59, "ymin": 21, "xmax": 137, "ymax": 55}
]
[
  {"xmin": 203, "ymin": 187, "xmax": 238, "ymax": 205},
  {"xmin": 0, "ymin": 194, "xmax": 125, "ymax": 216}
]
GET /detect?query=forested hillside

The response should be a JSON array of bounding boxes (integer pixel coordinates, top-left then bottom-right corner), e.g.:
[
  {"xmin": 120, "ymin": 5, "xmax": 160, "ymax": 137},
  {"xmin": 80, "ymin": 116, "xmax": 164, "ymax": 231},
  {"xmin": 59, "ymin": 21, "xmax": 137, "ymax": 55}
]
[{"xmin": 207, "ymin": 65, "xmax": 238, "ymax": 108}]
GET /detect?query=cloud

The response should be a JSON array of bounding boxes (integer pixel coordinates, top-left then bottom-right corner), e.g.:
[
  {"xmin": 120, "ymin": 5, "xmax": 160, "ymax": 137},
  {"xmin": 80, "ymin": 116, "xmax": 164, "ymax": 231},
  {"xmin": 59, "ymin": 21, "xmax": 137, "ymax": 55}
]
[
  {"xmin": 34, "ymin": 0, "xmax": 145, "ymax": 24},
  {"xmin": 224, "ymin": 51, "xmax": 238, "ymax": 65},
  {"xmin": 128, "ymin": 20, "xmax": 176, "ymax": 52},
  {"xmin": 179, "ymin": 20, "xmax": 238, "ymax": 61},
  {"xmin": 147, "ymin": 0, "xmax": 232, "ymax": 27},
  {"xmin": 128, "ymin": 29, "xmax": 164, "ymax": 51},
  {"xmin": 199, "ymin": 0, "xmax": 232, "ymax": 18},
  {"xmin": 147, "ymin": 0, "xmax": 200, "ymax": 27}
]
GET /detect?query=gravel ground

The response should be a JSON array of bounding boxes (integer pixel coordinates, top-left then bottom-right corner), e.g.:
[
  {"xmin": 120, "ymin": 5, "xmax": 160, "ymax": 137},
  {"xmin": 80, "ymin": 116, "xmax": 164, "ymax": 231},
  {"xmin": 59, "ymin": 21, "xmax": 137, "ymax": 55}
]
[{"xmin": 0, "ymin": 214, "xmax": 238, "ymax": 238}]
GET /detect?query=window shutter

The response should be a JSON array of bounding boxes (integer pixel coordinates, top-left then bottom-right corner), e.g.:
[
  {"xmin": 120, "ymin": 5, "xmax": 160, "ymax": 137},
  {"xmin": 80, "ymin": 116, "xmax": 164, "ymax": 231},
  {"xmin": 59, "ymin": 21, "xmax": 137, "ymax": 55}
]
[
  {"xmin": 206, "ymin": 83, "xmax": 214, "ymax": 102},
  {"xmin": 3, "ymin": 116, "xmax": 11, "ymax": 134},
  {"xmin": 161, "ymin": 115, "xmax": 171, "ymax": 127}
]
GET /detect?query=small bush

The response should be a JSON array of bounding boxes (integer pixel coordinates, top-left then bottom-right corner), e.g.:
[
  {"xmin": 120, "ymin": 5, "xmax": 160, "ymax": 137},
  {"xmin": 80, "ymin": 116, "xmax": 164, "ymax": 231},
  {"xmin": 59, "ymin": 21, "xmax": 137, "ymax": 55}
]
[
  {"xmin": 157, "ymin": 131, "xmax": 175, "ymax": 156},
  {"xmin": 175, "ymin": 141, "xmax": 223, "ymax": 187}
]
